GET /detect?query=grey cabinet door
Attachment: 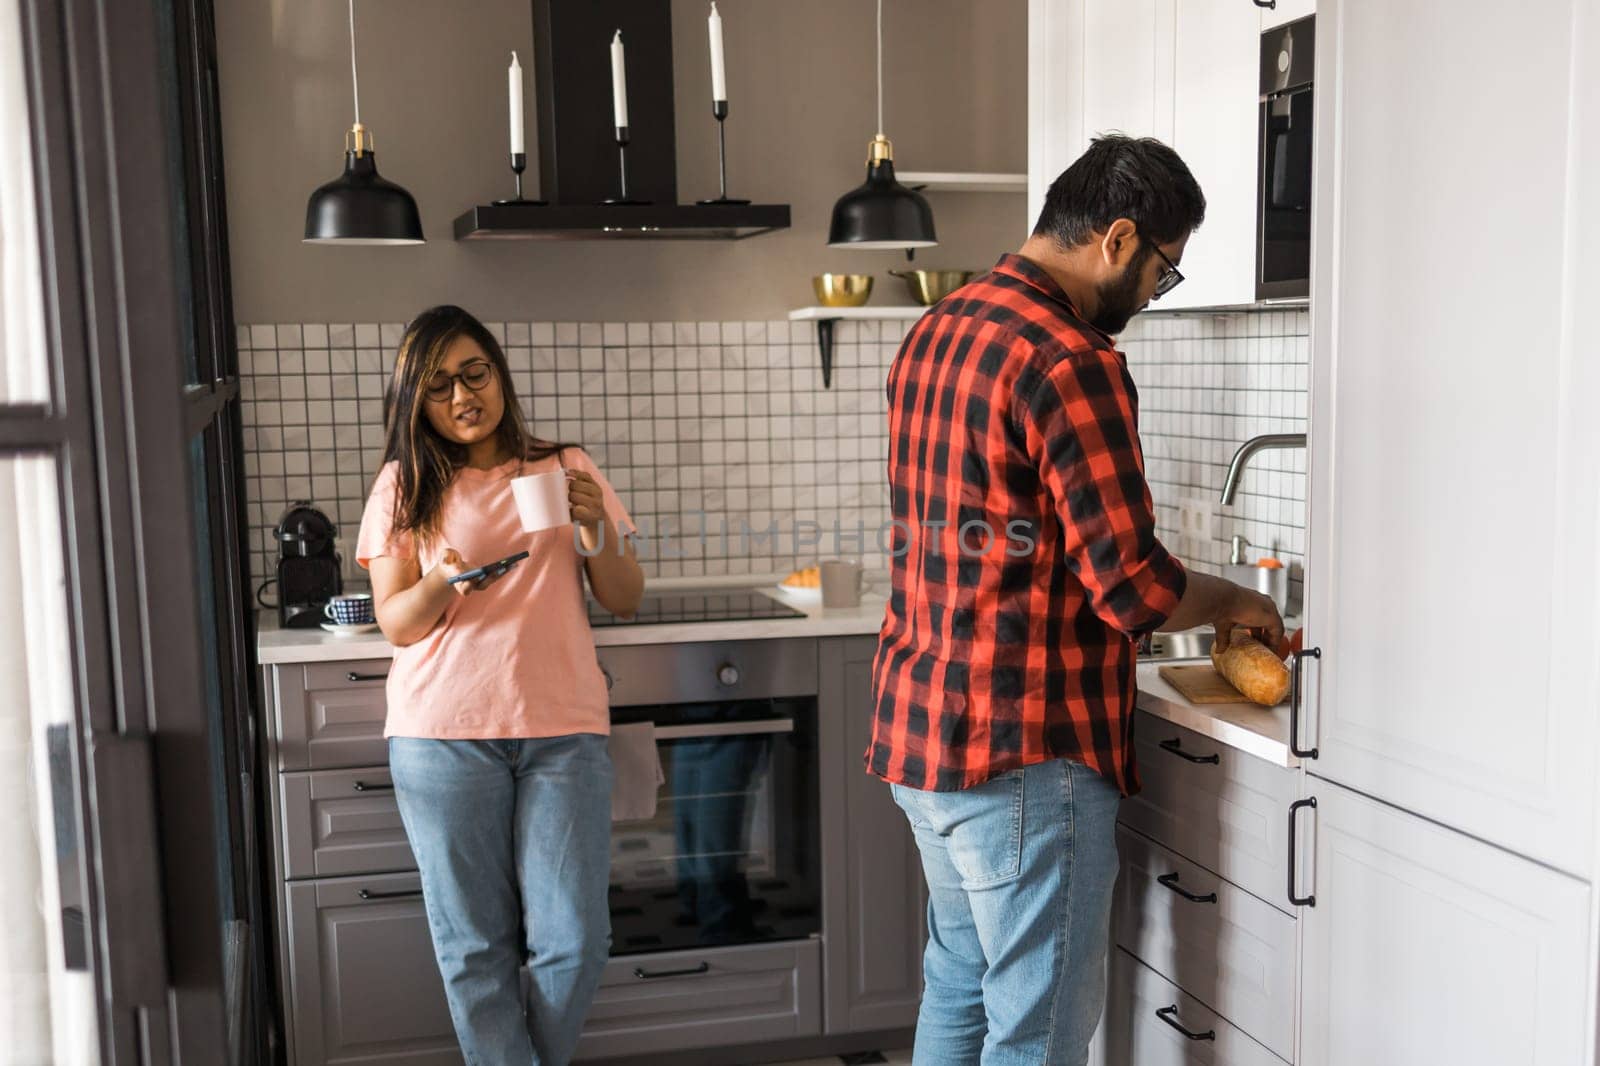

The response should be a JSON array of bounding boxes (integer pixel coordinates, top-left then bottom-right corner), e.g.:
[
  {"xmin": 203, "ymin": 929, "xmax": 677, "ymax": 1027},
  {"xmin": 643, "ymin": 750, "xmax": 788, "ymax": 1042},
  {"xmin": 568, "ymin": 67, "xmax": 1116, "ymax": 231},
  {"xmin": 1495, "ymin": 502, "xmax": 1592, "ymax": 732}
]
[
  {"xmin": 575, "ymin": 941, "xmax": 822, "ymax": 1061},
  {"xmin": 273, "ymin": 660, "xmax": 391, "ymax": 771},
  {"xmin": 819, "ymin": 636, "xmax": 926, "ymax": 1035},
  {"xmin": 280, "ymin": 767, "xmax": 415, "ymax": 880},
  {"xmin": 285, "ymin": 873, "xmax": 461, "ymax": 1066},
  {"xmin": 1119, "ymin": 712, "xmax": 1297, "ymax": 914}
]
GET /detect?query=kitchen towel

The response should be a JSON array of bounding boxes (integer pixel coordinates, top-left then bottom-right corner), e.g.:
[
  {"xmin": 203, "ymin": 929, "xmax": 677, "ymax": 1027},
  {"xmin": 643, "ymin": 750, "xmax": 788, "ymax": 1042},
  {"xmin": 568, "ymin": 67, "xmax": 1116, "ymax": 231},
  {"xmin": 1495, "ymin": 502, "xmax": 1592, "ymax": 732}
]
[{"xmin": 608, "ymin": 721, "xmax": 664, "ymax": 822}]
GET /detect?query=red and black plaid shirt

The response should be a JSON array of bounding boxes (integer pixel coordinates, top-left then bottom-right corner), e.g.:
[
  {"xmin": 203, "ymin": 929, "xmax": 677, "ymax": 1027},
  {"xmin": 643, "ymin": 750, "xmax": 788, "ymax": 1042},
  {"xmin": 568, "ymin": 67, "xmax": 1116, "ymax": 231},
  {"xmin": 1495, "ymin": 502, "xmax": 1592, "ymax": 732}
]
[{"xmin": 867, "ymin": 253, "xmax": 1187, "ymax": 796}]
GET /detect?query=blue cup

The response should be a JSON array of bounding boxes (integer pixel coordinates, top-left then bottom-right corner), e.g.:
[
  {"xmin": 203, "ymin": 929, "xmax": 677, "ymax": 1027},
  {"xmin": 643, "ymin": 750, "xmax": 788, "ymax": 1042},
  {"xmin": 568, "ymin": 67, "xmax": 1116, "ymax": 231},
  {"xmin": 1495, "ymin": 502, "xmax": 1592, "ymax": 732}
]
[{"xmin": 324, "ymin": 593, "xmax": 375, "ymax": 626}]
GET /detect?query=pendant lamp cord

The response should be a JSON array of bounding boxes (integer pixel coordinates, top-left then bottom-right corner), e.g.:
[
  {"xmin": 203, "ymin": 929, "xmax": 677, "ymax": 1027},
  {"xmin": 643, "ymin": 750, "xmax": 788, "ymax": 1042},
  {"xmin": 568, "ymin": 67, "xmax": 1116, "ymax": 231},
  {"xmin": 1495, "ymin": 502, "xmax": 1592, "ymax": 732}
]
[
  {"xmin": 875, "ymin": 0, "xmax": 884, "ymax": 138},
  {"xmin": 348, "ymin": 0, "xmax": 361, "ymax": 125}
]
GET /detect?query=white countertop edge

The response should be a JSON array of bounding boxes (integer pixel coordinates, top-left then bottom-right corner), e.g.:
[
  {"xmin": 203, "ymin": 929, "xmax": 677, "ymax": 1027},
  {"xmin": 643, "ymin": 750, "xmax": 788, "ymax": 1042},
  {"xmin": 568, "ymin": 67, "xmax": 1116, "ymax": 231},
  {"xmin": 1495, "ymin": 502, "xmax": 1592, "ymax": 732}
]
[
  {"xmin": 255, "ymin": 588, "xmax": 888, "ymax": 665},
  {"xmin": 1135, "ymin": 663, "xmax": 1299, "ymax": 769}
]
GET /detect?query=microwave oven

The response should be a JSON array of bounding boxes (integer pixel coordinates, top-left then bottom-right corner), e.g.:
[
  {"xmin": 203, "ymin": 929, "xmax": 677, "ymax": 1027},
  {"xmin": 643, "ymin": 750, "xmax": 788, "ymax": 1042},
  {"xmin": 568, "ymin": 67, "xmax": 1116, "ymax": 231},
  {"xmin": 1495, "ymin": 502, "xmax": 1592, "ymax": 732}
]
[{"xmin": 1257, "ymin": 15, "xmax": 1314, "ymax": 300}]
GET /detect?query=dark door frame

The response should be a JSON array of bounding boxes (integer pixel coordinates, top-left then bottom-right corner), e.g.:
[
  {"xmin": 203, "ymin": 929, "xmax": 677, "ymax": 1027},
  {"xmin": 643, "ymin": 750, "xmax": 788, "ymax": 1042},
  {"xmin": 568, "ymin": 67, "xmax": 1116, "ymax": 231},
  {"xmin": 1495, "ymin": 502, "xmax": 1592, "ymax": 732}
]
[{"xmin": 14, "ymin": 0, "xmax": 258, "ymax": 1061}]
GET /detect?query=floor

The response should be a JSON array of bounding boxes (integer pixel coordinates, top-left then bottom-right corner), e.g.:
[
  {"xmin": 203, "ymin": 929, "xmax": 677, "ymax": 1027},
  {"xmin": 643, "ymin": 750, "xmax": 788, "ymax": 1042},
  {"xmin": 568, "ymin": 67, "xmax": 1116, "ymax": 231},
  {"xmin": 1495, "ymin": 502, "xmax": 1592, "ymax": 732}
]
[{"xmin": 764, "ymin": 1053, "xmax": 913, "ymax": 1066}]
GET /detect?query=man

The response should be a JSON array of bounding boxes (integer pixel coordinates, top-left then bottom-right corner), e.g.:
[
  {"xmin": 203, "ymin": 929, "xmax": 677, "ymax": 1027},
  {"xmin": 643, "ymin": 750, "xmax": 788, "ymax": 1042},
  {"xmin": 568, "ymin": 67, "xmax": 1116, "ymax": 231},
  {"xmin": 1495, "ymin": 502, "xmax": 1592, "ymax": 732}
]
[{"xmin": 868, "ymin": 134, "xmax": 1284, "ymax": 1065}]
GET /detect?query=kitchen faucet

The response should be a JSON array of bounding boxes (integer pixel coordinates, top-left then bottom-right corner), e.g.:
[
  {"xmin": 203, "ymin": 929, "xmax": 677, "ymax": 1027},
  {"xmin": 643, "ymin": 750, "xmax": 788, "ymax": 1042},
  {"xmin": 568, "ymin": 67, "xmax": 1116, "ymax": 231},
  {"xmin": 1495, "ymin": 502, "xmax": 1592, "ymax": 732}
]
[{"xmin": 1219, "ymin": 433, "xmax": 1307, "ymax": 505}]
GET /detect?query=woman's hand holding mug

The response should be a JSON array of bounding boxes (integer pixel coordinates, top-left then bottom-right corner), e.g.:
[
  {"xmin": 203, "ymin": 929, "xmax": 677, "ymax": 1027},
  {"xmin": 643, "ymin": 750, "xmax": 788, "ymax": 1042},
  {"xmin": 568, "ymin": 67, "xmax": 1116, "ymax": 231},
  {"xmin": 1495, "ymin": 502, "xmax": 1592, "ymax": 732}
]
[{"xmin": 567, "ymin": 469, "xmax": 608, "ymax": 551}]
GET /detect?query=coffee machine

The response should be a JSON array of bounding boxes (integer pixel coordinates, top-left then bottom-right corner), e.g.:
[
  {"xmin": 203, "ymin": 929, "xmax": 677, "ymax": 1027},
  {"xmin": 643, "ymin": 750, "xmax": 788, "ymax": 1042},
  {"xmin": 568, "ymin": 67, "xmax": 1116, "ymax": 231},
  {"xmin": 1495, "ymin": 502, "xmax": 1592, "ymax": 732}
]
[{"xmin": 274, "ymin": 501, "xmax": 343, "ymax": 628}]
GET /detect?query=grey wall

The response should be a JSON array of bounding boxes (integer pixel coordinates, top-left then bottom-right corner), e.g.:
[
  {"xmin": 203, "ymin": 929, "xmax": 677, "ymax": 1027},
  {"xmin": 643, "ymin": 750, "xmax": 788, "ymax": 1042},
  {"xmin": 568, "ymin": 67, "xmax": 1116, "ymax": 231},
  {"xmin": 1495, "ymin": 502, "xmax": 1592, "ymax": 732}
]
[{"xmin": 216, "ymin": 0, "xmax": 1028, "ymax": 324}]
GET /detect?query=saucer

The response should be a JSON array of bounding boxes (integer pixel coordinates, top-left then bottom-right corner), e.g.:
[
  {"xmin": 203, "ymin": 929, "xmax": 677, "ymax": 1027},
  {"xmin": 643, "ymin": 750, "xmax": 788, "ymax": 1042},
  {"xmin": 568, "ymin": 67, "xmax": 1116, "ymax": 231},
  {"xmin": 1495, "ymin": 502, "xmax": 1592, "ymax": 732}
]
[{"xmin": 321, "ymin": 622, "xmax": 380, "ymax": 636}]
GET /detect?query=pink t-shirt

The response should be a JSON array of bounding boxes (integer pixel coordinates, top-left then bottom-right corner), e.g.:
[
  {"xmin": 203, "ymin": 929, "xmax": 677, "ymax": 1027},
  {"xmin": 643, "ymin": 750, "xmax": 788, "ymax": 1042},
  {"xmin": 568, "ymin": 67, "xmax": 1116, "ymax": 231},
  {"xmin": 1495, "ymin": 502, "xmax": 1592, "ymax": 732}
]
[{"xmin": 355, "ymin": 448, "xmax": 635, "ymax": 740}]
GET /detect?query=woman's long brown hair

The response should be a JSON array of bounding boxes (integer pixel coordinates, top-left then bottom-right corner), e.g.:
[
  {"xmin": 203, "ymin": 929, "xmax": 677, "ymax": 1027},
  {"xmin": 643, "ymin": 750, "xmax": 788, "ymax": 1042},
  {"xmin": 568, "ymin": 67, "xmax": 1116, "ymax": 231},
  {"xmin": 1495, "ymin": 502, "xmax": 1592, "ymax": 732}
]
[{"xmin": 381, "ymin": 304, "xmax": 574, "ymax": 546}]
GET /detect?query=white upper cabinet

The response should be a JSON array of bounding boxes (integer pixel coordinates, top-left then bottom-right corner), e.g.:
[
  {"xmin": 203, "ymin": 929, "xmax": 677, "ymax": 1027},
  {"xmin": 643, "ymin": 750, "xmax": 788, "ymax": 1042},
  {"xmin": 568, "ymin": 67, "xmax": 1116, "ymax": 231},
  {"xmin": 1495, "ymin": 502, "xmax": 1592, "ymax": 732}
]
[
  {"xmin": 1261, "ymin": 0, "xmax": 1315, "ymax": 30},
  {"xmin": 1028, "ymin": 0, "xmax": 1273, "ymax": 309},
  {"xmin": 1299, "ymin": 779, "xmax": 1591, "ymax": 1066},
  {"xmin": 1028, "ymin": 0, "xmax": 1171, "ymax": 230},
  {"xmin": 1027, "ymin": 0, "xmax": 1087, "ymax": 231},
  {"xmin": 1303, "ymin": 0, "xmax": 1600, "ymax": 876},
  {"xmin": 1159, "ymin": 0, "xmax": 1261, "ymax": 309}
]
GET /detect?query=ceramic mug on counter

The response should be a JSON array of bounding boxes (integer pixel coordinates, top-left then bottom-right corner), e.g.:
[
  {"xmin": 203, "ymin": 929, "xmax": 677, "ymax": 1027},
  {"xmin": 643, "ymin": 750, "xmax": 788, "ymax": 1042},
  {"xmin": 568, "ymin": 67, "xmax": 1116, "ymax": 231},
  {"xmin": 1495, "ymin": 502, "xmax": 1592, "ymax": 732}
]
[
  {"xmin": 820, "ymin": 558, "xmax": 867, "ymax": 608},
  {"xmin": 324, "ymin": 592, "xmax": 374, "ymax": 626}
]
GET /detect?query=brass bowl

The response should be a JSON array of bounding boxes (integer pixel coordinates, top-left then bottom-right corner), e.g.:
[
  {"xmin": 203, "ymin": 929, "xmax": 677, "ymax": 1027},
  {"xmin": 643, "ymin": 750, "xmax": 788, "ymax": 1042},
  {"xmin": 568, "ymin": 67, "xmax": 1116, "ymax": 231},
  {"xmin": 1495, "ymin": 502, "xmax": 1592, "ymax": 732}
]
[
  {"xmin": 812, "ymin": 273, "xmax": 874, "ymax": 307},
  {"xmin": 889, "ymin": 269, "xmax": 975, "ymax": 305}
]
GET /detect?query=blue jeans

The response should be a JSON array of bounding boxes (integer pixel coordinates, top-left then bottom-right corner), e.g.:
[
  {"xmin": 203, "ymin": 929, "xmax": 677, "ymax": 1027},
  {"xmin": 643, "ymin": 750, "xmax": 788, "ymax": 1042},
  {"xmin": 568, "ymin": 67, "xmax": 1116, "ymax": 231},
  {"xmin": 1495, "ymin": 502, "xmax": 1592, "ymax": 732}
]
[
  {"xmin": 891, "ymin": 758, "xmax": 1122, "ymax": 1066},
  {"xmin": 389, "ymin": 735, "xmax": 613, "ymax": 1066}
]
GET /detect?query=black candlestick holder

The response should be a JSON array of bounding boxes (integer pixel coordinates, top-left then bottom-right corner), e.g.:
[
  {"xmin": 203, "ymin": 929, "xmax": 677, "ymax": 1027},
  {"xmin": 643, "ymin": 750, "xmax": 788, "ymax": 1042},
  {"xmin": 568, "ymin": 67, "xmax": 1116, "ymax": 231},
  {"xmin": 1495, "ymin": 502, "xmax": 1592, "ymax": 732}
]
[
  {"xmin": 602, "ymin": 127, "xmax": 651, "ymax": 205},
  {"xmin": 492, "ymin": 152, "xmax": 546, "ymax": 206},
  {"xmin": 698, "ymin": 100, "xmax": 750, "ymax": 206}
]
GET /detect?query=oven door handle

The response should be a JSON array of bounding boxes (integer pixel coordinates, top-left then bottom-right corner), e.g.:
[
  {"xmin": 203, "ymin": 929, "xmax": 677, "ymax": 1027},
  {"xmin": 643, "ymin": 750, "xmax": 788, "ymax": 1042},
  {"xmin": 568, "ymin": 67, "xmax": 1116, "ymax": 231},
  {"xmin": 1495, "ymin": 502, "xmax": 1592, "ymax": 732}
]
[{"xmin": 651, "ymin": 719, "xmax": 795, "ymax": 741}]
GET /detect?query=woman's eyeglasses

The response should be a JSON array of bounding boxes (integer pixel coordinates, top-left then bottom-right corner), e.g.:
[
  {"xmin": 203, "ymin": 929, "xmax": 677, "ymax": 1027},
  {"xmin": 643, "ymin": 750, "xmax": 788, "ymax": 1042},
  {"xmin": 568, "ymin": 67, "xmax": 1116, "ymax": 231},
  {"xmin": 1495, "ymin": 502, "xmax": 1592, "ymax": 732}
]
[{"xmin": 424, "ymin": 361, "xmax": 495, "ymax": 402}]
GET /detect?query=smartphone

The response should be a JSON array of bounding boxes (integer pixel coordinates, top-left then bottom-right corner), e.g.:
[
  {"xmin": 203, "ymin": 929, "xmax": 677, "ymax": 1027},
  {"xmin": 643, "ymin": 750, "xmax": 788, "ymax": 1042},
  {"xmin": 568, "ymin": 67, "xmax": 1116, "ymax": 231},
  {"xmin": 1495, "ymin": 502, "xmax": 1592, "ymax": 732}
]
[{"xmin": 446, "ymin": 550, "xmax": 530, "ymax": 586}]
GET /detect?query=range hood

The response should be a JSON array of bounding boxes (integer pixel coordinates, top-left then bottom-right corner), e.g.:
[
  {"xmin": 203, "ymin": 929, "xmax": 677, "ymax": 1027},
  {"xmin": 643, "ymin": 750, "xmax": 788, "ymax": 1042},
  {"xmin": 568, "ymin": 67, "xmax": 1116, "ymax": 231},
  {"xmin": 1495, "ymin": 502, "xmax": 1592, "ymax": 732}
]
[
  {"xmin": 454, "ymin": 202, "xmax": 789, "ymax": 241},
  {"xmin": 455, "ymin": 0, "xmax": 790, "ymax": 242}
]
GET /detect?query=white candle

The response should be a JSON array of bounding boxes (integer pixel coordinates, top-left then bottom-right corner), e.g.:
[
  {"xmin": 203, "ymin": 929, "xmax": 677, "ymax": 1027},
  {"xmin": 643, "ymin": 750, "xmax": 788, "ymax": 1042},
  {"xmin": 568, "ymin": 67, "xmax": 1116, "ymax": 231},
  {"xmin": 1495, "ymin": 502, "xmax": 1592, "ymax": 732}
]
[
  {"xmin": 708, "ymin": 2, "xmax": 727, "ymax": 102},
  {"xmin": 508, "ymin": 51, "xmax": 524, "ymax": 155},
  {"xmin": 610, "ymin": 30, "xmax": 628, "ymax": 129}
]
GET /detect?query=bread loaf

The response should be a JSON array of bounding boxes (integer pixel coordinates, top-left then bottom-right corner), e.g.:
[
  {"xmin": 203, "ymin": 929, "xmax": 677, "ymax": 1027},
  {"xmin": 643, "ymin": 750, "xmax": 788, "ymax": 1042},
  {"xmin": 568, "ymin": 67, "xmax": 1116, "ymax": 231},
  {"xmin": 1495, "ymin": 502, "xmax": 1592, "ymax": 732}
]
[{"xmin": 1211, "ymin": 632, "xmax": 1291, "ymax": 706}]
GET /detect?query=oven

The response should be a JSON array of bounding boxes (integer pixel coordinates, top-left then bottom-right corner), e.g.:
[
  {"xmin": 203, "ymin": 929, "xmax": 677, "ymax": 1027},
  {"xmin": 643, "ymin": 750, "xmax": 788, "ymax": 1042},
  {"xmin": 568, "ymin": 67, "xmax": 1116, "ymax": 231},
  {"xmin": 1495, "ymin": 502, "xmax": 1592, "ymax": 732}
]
[
  {"xmin": 1257, "ymin": 14, "xmax": 1315, "ymax": 300},
  {"xmin": 596, "ymin": 635, "xmax": 821, "ymax": 957}
]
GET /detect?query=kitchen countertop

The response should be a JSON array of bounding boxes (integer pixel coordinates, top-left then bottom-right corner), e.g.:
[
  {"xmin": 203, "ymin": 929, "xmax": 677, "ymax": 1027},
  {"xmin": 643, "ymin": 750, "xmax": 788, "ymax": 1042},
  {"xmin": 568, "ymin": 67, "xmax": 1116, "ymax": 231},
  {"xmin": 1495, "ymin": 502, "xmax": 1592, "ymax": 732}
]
[
  {"xmin": 255, "ymin": 575, "xmax": 890, "ymax": 665},
  {"xmin": 256, "ymin": 579, "xmax": 1299, "ymax": 768},
  {"xmin": 1134, "ymin": 663, "xmax": 1298, "ymax": 769}
]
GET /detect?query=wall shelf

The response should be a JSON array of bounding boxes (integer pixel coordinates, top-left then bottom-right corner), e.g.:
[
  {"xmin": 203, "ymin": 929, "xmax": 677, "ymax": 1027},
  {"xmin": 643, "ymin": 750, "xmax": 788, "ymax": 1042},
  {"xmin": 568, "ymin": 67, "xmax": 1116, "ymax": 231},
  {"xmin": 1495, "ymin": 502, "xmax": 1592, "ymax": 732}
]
[
  {"xmin": 787, "ymin": 306, "xmax": 928, "ymax": 388},
  {"xmin": 898, "ymin": 171, "xmax": 1027, "ymax": 193}
]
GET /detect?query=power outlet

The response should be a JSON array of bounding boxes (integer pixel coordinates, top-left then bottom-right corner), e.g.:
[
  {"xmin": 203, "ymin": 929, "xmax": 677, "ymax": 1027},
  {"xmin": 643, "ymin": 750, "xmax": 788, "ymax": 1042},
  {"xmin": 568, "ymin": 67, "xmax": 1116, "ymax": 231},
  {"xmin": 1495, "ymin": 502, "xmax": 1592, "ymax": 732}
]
[{"xmin": 1177, "ymin": 498, "xmax": 1215, "ymax": 542}]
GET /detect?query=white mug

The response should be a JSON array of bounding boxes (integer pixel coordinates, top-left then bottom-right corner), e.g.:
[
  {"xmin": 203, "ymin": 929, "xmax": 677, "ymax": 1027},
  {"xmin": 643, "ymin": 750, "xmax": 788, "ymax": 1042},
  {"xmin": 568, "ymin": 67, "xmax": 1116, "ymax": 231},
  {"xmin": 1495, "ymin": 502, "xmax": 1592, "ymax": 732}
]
[
  {"xmin": 511, "ymin": 470, "xmax": 571, "ymax": 533},
  {"xmin": 820, "ymin": 558, "xmax": 866, "ymax": 608}
]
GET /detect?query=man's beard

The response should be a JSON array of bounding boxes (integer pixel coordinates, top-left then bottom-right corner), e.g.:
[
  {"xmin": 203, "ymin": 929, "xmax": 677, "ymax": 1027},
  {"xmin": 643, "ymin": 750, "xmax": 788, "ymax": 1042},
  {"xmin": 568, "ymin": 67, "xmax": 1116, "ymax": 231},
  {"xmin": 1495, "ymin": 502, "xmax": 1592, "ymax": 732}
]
[{"xmin": 1089, "ymin": 249, "xmax": 1151, "ymax": 336}]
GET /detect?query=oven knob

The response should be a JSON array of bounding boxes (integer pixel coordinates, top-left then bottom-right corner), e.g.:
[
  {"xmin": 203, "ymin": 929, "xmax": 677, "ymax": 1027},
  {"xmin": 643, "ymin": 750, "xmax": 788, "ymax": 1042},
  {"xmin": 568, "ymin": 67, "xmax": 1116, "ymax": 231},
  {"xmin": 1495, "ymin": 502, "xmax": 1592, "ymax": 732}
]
[{"xmin": 716, "ymin": 663, "xmax": 740, "ymax": 687}]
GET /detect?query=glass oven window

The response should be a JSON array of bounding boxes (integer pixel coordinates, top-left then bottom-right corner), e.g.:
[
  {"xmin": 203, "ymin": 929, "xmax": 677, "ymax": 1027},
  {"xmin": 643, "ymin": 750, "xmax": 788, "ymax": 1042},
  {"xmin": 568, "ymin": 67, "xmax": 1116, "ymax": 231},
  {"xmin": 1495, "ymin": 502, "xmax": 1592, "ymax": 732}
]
[{"xmin": 607, "ymin": 697, "xmax": 820, "ymax": 955}]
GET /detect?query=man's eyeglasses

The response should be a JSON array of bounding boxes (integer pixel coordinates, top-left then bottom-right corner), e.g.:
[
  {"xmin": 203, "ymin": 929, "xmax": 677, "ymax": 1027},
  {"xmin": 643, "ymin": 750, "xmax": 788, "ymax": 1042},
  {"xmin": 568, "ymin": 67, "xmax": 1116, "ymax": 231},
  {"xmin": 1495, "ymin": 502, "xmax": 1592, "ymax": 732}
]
[
  {"xmin": 1143, "ymin": 234, "xmax": 1185, "ymax": 299},
  {"xmin": 424, "ymin": 360, "xmax": 495, "ymax": 402}
]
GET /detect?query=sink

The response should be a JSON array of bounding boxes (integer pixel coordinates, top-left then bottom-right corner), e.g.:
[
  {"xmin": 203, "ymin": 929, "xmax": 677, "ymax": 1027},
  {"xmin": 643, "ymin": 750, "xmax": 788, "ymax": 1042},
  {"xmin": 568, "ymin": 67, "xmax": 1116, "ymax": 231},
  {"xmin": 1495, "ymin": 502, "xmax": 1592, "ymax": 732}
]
[{"xmin": 1139, "ymin": 628, "xmax": 1215, "ymax": 661}]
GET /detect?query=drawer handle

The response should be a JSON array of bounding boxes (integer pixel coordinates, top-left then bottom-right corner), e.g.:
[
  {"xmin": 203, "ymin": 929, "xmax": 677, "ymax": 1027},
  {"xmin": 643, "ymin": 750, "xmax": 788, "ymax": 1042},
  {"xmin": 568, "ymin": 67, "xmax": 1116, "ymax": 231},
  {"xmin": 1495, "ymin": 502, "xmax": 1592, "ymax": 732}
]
[
  {"xmin": 1158, "ymin": 737, "xmax": 1219, "ymax": 764},
  {"xmin": 347, "ymin": 670, "xmax": 388, "ymax": 682},
  {"xmin": 1288, "ymin": 797, "xmax": 1317, "ymax": 907},
  {"xmin": 352, "ymin": 780, "xmax": 393, "ymax": 792},
  {"xmin": 358, "ymin": 887, "xmax": 423, "ymax": 901},
  {"xmin": 632, "ymin": 961, "xmax": 710, "ymax": 981},
  {"xmin": 1156, "ymin": 1005, "xmax": 1216, "ymax": 1041},
  {"xmin": 1157, "ymin": 872, "xmax": 1217, "ymax": 905},
  {"xmin": 1289, "ymin": 647, "xmax": 1321, "ymax": 759}
]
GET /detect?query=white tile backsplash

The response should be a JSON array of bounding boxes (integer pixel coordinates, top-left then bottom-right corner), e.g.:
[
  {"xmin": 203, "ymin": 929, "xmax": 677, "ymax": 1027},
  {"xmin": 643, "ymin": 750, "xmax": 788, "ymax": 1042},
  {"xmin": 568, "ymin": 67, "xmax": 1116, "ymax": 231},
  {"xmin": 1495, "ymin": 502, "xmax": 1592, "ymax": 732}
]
[{"xmin": 238, "ymin": 309, "xmax": 1310, "ymax": 608}]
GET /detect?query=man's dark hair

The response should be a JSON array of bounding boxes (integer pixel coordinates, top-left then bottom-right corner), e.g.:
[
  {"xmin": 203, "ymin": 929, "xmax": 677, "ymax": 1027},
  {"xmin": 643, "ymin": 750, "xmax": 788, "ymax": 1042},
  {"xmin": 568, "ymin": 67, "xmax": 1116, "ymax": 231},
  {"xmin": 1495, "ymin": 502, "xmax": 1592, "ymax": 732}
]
[{"xmin": 1032, "ymin": 134, "xmax": 1206, "ymax": 248}]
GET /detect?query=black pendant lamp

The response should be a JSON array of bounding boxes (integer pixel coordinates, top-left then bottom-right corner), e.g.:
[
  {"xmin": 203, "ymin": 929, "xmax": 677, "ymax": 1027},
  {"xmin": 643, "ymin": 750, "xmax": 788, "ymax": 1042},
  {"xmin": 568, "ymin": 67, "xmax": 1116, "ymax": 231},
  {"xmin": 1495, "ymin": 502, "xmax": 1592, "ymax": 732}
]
[
  {"xmin": 827, "ymin": 0, "xmax": 936, "ymax": 251},
  {"xmin": 303, "ymin": 0, "xmax": 424, "ymax": 245}
]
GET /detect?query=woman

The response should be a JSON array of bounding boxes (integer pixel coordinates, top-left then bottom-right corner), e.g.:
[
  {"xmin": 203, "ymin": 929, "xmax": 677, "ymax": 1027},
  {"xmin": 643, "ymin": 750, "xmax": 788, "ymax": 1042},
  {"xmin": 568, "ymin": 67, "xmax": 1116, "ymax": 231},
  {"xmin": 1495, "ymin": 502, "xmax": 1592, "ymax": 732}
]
[{"xmin": 356, "ymin": 305, "xmax": 644, "ymax": 1064}]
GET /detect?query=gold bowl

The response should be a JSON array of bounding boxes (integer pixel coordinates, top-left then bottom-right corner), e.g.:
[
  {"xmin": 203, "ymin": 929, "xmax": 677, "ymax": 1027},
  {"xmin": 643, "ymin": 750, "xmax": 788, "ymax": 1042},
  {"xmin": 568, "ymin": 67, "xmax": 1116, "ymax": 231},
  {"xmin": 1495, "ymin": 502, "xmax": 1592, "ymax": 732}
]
[
  {"xmin": 889, "ymin": 269, "xmax": 975, "ymax": 305},
  {"xmin": 812, "ymin": 273, "xmax": 874, "ymax": 307}
]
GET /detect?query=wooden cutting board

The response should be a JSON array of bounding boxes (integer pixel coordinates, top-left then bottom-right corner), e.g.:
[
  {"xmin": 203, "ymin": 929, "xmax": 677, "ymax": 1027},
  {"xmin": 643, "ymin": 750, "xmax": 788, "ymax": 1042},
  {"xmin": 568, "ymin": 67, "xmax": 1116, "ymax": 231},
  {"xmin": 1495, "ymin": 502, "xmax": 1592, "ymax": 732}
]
[{"xmin": 1158, "ymin": 664, "xmax": 1247, "ymax": 705}]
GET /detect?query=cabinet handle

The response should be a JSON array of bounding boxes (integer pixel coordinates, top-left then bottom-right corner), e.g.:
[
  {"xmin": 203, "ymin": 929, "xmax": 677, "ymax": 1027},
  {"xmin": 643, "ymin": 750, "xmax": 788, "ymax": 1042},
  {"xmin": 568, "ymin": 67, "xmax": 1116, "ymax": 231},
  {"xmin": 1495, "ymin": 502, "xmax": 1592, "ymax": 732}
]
[
  {"xmin": 1252, "ymin": 0, "xmax": 1277, "ymax": 9},
  {"xmin": 1159, "ymin": 737, "xmax": 1219, "ymax": 764},
  {"xmin": 358, "ymin": 887, "xmax": 423, "ymax": 901},
  {"xmin": 352, "ymin": 780, "xmax": 393, "ymax": 792},
  {"xmin": 1288, "ymin": 797, "xmax": 1317, "ymax": 907},
  {"xmin": 1290, "ymin": 647, "xmax": 1321, "ymax": 759},
  {"xmin": 1155, "ymin": 1005, "xmax": 1216, "ymax": 1041},
  {"xmin": 347, "ymin": 670, "xmax": 388, "ymax": 682},
  {"xmin": 1157, "ymin": 872, "xmax": 1218, "ymax": 905},
  {"xmin": 632, "ymin": 961, "xmax": 710, "ymax": 980}
]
